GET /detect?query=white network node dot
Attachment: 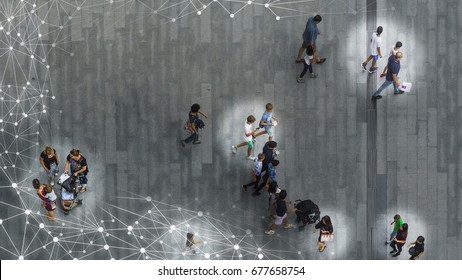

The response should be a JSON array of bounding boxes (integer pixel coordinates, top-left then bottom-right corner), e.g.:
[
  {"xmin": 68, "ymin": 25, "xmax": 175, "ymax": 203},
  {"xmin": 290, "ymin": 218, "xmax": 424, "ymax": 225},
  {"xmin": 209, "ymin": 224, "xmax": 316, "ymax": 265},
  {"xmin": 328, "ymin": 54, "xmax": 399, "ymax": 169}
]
[
  {"xmin": 140, "ymin": 248, "xmax": 146, "ymax": 253},
  {"xmin": 197, "ymin": 11, "xmax": 202, "ymax": 15},
  {"xmin": 98, "ymin": 227, "xmax": 104, "ymax": 233},
  {"xmin": 104, "ymin": 245, "xmax": 109, "ymax": 250},
  {"xmin": 234, "ymin": 245, "xmax": 239, "ymax": 250},
  {"xmin": 258, "ymin": 253, "xmax": 263, "ymax": 259},
  {"xmin": 265, "ymin": 3, "xmax": 269, "ymax": 8}
]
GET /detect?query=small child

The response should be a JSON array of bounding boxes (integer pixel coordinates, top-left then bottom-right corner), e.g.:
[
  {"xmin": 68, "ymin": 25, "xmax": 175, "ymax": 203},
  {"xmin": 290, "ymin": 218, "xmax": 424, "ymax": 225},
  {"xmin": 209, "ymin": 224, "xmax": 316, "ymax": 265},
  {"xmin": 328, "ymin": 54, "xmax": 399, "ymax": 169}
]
[
  {"xmin": 254, "ymin": 103, "xmax": 279, "ymax": 141},
  {"xmin": 185, "ymin": 233, "xmax": 203, "ymax": 255},
  {"xmin": 297, "ymin": 45, "xmax": 318, "ymax": 83},
  {"xmin": 231, "ymin": 115, "xmax": 259, "ymax": 160},
  {"xmin": 242, "ymin": 153, "xmax": 265, "ymax": 192},
  {"xmin": 386, "ymin": 214, "xmax": 403, "ymax": 244},
  {"xmin": 380, "ymin": 41, "xmax": 402, "ymax": 78},
  {"xmin": 361, "ymin": 26, "xmax": 383, "ymax": 73}
]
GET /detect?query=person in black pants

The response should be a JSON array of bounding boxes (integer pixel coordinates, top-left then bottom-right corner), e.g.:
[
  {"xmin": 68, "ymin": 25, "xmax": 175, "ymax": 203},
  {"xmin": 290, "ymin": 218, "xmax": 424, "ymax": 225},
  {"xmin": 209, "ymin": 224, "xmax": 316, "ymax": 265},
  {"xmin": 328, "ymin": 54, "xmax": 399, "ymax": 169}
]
[
  {"xmin": 314, "ymin": 215, "xmax": 333, "ymax": 252},
  {"xmin": 297, "ymin": 45, "xmax": 318, "ymax": 83},
  {"xmin": 390, "ymin": 223, "xmax": 408, "ymax": 257},
  {"xmin": 242, "ymin": 153, "xmax": 265, "ymax": 192},
  {"xmin": 408, "ymin": 236, "xmax": 425, "ymax": 260},
  {"xmin": 253, "ymin": 141, "xmax": 278, "ymax": 195}
]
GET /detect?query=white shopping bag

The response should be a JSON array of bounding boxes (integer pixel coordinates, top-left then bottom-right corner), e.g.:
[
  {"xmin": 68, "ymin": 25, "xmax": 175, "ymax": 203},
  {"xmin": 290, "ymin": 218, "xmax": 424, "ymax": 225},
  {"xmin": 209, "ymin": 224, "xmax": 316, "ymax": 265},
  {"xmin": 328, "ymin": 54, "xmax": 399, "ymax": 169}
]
[{"xmin": 399, "ymin": 82, "xmax": 412, "ymax": 92}]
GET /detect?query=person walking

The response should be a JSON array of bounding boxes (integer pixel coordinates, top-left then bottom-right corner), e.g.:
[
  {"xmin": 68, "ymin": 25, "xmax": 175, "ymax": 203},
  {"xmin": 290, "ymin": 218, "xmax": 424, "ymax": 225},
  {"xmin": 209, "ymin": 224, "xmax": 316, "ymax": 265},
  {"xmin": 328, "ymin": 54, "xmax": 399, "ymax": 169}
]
[
  {"xmin": 372, "ymin": 52, "xmax": 404, "ymax": 100},
  {"xmin": 297, "ymin": 45, "xmax": 318, "ymax": 83},
  {"xmin": 296, "ymin": 15, "xmax": 326, "ymax": 64},
  {"xmin": 242, "ymin": 153, "xmax": 265, "ymax": 192},
  {"xmin": 267, "ymin": 181, "xmax": 282, "ymax": 220},
  {"xmin": 408, "ymin": 236, "xmax": 425, "ymax": 260},
  {"xmin": 39, "ymin": 146, "xmax": 59, "ymax": 186},
  {"xmin": 254, "ymin": 103, "xmax": 279, "ymax": 141},
  {"xmin": 181, "ymin": 103, "xmax": 209, "ymax": 146},
  {"xmin": 386, "ymin": 214, "xmax": 404, "ymax": 244},
  {"xmin": 184, "ymin": 233, "xmax": 203, "ymax": 255},
  {"xmin": 254, "ymin": 160, "xmax": 279, "ymax": 196},
  {"xmin": 314, "ymin": 215, "xmax": 334, "ymax": 252},
  {"xmin": 232, "ymin": 115, "xmax": 259, "ymax": 160},
  {"xmin": 380, "ymin": 41, "xmax": 402, "ymax": 78},
  {"xmin": 390, "ymin": 223, "xmax": 408, "ymax": 257},
  {"xmin": 33, "ymin": 179, "xmax": 57, "ymax": 221},
  {"xmin": 265, "ymin": 190, "xmax": 295, "ymax": 235},
  {"xmin": 361, "ymin": 26, "xmax": 383, "ymax": 73}
]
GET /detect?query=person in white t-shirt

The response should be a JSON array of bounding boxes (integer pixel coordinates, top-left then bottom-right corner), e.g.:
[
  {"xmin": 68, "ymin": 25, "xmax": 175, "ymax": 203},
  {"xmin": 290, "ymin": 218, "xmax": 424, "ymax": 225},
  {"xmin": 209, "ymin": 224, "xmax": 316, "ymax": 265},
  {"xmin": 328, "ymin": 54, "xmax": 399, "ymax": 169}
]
[
  {"xmin": 380, "ymin": 41, "xmax": 402, "ymax": 78},
  {"xmin": 361, "ymin": 26, "xmax": 383, "ymax": 73},
  {"xmin": 232, "ymin": 115, "xmax": 259, "ymax": 160}
]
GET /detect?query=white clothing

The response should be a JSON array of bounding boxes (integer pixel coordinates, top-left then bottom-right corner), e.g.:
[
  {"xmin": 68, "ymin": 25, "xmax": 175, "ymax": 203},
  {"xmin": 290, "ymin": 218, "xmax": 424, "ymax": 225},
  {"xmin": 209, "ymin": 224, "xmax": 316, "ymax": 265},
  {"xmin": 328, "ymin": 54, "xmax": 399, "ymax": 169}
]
[
  {"xmin": 370, "ymin": 32, "xmax": 382, "ymax": 56},
  {"xmin": 390, "ymin": 47, "xmax": 399, "ymax": 56},
  {"xmin": 45, "ymin": 190, "xmax": 57, "ymax": 202},
  {"xmin": 243, "ymin": 122, "xmax": 253, "ymax": 142},
  {"xmin": 304, "ymin": 54, "xmax": 313, "ymax": 64}
]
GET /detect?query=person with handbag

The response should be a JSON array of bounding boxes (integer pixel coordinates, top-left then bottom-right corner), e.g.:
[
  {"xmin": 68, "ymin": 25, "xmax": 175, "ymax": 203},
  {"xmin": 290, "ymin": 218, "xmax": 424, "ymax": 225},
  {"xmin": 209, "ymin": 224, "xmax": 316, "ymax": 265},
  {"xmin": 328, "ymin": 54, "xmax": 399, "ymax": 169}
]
[
  {"xmin": 390, "ymin": 223, "xmax": 408, "ymax": 257},
  {"xmin": 314, "ymin": 215, "xmax": 333, "ymax": 252},
  {"xmin": 181, "ymin": 103, "xmax": 208, "ymax": 146},
  {"xmin": 408, "ymin": 236, "xmax": 425, "ymax": 260}
]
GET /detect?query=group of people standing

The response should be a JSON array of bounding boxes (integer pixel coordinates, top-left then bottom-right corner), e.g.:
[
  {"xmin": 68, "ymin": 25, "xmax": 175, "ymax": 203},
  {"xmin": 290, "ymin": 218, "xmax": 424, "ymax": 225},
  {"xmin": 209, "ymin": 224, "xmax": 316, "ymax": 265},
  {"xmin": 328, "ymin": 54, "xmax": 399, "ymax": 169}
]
[
  {"xmin": 386, "ymin": 214, "xmax": 425, "ymax": 260},
  {"xmin": 34, "ymin": 147, "xmax": 89, "ymax": 220}
]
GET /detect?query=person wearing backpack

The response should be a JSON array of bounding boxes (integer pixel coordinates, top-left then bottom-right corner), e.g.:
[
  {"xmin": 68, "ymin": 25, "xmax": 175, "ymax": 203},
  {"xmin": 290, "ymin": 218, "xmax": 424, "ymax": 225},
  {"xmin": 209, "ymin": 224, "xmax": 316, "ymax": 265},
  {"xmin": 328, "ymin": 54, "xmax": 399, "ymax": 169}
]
[
  {"xmin": 408, "ymin": 236, "xmax": 425, "ymax": 260},
  {"xmin": 64, "ymin": 149, "xmax": 89, "ymax": 193},
  {"xmin": 181, "ymin": 103, "xmax": 208, "ymax": 146}
]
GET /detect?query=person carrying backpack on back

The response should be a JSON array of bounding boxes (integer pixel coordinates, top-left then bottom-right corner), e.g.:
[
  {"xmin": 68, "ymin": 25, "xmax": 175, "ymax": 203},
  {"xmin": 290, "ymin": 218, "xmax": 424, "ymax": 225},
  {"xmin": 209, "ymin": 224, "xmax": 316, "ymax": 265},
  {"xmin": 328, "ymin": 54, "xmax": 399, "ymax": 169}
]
[{"xmin": 181, "ymin": 103, "xmax": 209, "ymax": 146}]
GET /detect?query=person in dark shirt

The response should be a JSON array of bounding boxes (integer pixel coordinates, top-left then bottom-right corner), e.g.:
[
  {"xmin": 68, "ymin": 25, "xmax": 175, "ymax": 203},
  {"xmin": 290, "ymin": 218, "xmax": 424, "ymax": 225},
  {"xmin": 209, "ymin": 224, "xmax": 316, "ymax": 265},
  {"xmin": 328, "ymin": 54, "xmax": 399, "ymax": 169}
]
[
  {"xmin": 64, "ymin": 149, "xmax": 89, "ymax": 193},
  {"xmin": 296, "ymin": 15, "xmax": 326, "ymax": 64},
  {"xmin": 262, "ymin": 141, "xmax": 278, "ymax": 172},
  {"xmin": 181, "ymin": 103, "xmax": 208, "ymax": 146},
  {"xmin": 390, "ymin": 223, "xmax": 408, "ymax": 257},
  {"xmin": 314, "ymin": 215, "xmax": 334, "ymax": 252},
  {"xmin": 39, "ymin": 146, "xmax": 59, "ymax": 186},
  {"xmin": 372, "ymin": 52, "xmax": 404, "ymax": 100},
  {"xmin": 408, "ymin": 236, "xmax": 425, "ymax": 260},
  {"xmin": 265, "ymin": 190, "xmax": 295, "ymax": 235}
]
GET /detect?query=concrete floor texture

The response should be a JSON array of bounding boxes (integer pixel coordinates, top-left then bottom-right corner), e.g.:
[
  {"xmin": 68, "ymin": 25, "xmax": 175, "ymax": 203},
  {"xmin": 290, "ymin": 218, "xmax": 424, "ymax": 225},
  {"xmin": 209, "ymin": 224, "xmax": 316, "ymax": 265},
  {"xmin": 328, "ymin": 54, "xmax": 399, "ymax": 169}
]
[{"xmin": 0, "ymin": 0, "xmax": 461, "ymax": 260}]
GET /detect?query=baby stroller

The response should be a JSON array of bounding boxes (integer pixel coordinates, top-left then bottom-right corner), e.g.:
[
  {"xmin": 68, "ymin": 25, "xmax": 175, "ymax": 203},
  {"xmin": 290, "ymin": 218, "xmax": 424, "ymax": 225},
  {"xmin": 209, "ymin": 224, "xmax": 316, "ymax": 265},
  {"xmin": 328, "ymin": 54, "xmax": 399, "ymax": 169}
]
[
  {"xmin": 57, "ymin": 174, "xmax": 82, "ymax": 215},
  {"xmin": 294, "ymin": 199, "xmax": 320, "ymax": 231}
]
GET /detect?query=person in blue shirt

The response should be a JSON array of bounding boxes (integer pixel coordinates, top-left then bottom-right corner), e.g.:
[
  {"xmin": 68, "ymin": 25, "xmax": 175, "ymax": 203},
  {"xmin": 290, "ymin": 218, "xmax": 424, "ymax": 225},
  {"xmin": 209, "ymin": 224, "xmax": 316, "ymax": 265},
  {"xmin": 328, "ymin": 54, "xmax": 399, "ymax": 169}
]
[
  {"xmin": 372, "ymin": 52, "xmax": 404, "ymax": 100},
  {"xmin": 254, "ymin": 103, "xmax": 279, "ymax": 142},
  {"xmin": 253, "ymin": 160, "xmax": 279, "ymax": 196},
  {"xmin": 296, "ymin": 15, "xmax": 326, "ymax": 65}
]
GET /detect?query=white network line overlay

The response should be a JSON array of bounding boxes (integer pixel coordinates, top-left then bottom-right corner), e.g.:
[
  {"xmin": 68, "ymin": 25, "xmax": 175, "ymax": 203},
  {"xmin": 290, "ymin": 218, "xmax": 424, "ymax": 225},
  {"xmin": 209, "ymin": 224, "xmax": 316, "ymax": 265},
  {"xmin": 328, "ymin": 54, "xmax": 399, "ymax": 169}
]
[{"xmin": 0, "ymin": 0, "xmax": 395, "ymax": 260}]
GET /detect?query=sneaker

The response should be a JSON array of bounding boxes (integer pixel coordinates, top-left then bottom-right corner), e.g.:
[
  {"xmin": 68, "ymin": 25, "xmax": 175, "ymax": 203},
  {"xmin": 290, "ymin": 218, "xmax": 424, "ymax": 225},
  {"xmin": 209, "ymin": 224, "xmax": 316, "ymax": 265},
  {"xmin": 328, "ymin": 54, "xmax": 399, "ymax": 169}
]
[
  {"xmin": 192, "ymin": 141, "xmax": 201, "ymax": 145},
  {"xmin": 180, "ymin": 140, "xmax": 186, "ymax": 147},
  {"xmin": 296, "ymin": 77, "xmax": 305, "ymax": 83},
  {"xmin": 369, "ymin": 67, "xmax": 378, "ymax": 73},
  {"xmin": 398, "ymin": 90, "xmax": 404, "ymax": 94},
  {"xmin": 392, "ymin": 253, "xmax": 400, "ymax": 257},
  {"xmin": 361, "ymin": 62, "xmax": 367, "ymax": 71},
  {"xmin": 309, "ymin": 72, "xmax": 318, "ymax": 78},
  {"xmin": 372, "ymin": 95, "xmax": 382, "ymax": 100},
  {"xmin": 316, "ymin": 58, "xmax": 326, "ymax": 64},
  {"xmin": 242, "ymin": 185, "xmax": 248, "ymax": 192},
  {"xmin": 265, "ymin": 230, "xmax": 275, "ymax": 235},
  {"xmin": 385, "ymin": 240, "xmax": 391, "ymax": 245},
  {"xmin": 247, "ymin": 155, "xmax": 256, "ymax": 161},
  {"xmin": 283, "ymin": 223, "xmax": 294, "ymax": 229},
  {"xmin": 77, "ymin": 199, "xmax": 83, "ymax": 206},
  {"xmin": 380, "ymin": 73, "xmax": 386, "ymax": 78},
  {"xmin": 192, "ymin": 251, "xmax": 200, "ymax": 255},
  {"xmin": 390, "ymin": 250, "xmax": 397, "ymax": 254},
  {"xmin": 231, "ymin": 145, "xmax": 238, "ymax": 154}
]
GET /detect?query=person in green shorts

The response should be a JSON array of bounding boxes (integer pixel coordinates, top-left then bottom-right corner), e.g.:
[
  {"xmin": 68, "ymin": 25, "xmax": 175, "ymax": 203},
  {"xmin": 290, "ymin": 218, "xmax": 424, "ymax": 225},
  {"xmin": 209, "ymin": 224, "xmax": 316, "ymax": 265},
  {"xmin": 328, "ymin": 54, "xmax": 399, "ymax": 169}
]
[
  {"xmin": 386, "ymin": 214, "xmax": 403, "ymax": 244},
  {"xmin": 232, "ymin": 115, "xmax": 259, "ymax": 160}
]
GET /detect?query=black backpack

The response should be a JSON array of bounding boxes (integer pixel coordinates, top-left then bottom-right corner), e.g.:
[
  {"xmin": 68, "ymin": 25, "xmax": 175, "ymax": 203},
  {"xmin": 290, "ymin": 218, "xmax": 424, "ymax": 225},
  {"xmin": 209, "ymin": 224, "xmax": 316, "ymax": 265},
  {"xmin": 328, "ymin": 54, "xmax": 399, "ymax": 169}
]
[
  {"xmin": 61, "ymin": 176, "xmax": 75, "ymax": 193},
  {"xmin": 195, "ymin": 119, "xmax": 205, "ymax": 129},
  {"xmin": 295, "ymin": 200, "xmax": 321, "ymax": 225}
]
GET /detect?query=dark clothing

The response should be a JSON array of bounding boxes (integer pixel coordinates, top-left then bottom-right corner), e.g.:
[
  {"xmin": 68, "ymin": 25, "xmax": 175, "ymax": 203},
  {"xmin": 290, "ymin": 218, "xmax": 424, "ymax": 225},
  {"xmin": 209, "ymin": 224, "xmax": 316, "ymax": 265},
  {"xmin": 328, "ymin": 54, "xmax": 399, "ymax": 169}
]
[
  {"xmin": 275, "ymin": 198, "xmax": 287, "ymax": 217},
  {"xmin": 189, "ymin": 111, "xmax": 198, "ymax": 124},
  {"xmin": 184, "ymin": 133, "xmax": 199, "ymax": 143},
  {"xmin": 315, "ymin": 221, "xmax": 334, "ymax": 242},
  {"xmin": 262, "ymin": 142, "xmax": 275, "ymax": 171},
  {"xmin": 300, "ymin": 61, "xmax": 313, "ymax": 78},
  {"xmin": 244, "ymin": 174, "xmax": 261, "ymax": 190},
  {"xmin": 184, "ymin": 111, "xmax": 200, "ymax": 143},
  {"xmin": 40, "ymin": 149, "xmax": 58, "ymax": 169},
  {"xmin": 390, "ymin": 240, "xmax": 405, "ymax": 255},
  {"xmin": 385, "ymin": 55, "xmax": 400, "ymax": 81},
  {"xmin": 410, "ymin": 243, "xmax": 424, "ymax": 260},
  {"xmin": 256, "ymin": 173, "xmax": 270, "ymax": 192},
  {"xmin": 66, "ymin": 154, "xmax": 88, "ymax": 175}
]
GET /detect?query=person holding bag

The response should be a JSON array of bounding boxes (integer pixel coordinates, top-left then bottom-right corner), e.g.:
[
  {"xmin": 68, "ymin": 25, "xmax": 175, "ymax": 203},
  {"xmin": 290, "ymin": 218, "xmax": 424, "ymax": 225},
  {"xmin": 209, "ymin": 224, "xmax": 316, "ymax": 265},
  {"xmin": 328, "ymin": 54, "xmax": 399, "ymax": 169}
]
[{"xmin": 314, "ymin": 215, "xmax": 333, "ymax": 252}]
